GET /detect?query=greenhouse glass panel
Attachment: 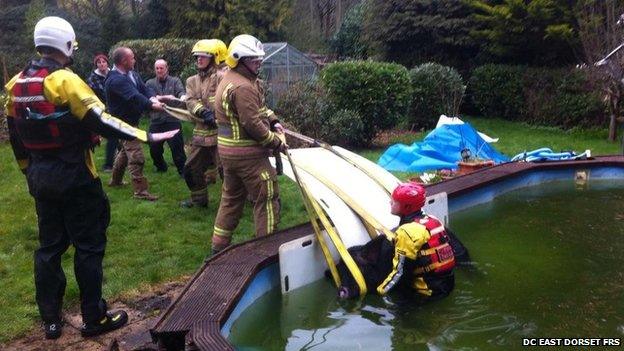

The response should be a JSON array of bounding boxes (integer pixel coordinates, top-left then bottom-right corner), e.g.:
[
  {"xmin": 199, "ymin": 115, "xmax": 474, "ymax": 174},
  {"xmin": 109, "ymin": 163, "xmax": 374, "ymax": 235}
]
[{"xmin": 261, "ymin": 42, "xmax": 319, "ymax": 107}]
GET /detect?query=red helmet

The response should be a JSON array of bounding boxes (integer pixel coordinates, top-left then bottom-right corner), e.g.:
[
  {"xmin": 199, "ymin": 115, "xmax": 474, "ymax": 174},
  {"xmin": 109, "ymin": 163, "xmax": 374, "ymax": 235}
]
[{"xmin": 392, "ymin": 182, "xmax": 426, "ymax": 215}]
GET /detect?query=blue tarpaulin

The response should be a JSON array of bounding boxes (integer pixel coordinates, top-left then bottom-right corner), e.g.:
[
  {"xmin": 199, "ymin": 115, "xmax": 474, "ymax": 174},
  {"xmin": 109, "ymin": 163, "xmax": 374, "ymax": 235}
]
[{"xmin": 378, "ymin": 123, "xmax": 509, "ymax": 172}]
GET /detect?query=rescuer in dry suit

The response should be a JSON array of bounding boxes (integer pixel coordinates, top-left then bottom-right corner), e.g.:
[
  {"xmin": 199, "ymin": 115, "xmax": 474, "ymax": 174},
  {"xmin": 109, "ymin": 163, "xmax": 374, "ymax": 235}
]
[
  {"xmin": 180, "ymin": 39, "xmax": 228, "ymax": 208},
  {"xmin": 336, "ymin": 183, "xmax": 469, "ymax": 300},
  {"xmin": 4, "ymin": 16, "xmax": 178, "ymax": 340},
  {"xmin": 211, "ymin": 34, "xmax": 287, "ymax": 255}
]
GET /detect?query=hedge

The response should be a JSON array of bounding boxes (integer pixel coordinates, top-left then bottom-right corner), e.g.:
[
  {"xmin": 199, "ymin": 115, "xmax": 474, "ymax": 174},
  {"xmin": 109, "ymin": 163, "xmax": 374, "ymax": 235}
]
[
  {"xmin": 468, "ymin": 64, "xmax": 526, "ymax": 120},
  {"xmin": 469, "ymin": 64, "xmax": 604, "ymax": 128},
  {"xmin": 409, "ymin": 63, "xmax": 466, "ymax": 129},
  {"xmin": 111, "ymin": 38, "xmax": 197, "ymax": 80},
  {"xmin": 320, "ymin": 61, "xmax": 412, "ymax": 143},
  {"xmin": 276, "ymin": 80, "xmax": 367, "ymax": 147}
]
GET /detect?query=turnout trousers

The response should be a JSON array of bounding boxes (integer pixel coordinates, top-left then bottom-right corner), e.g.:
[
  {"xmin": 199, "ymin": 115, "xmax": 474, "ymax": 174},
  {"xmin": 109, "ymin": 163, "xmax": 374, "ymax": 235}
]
[
  {"xmin": 182, "ymin": 144, "xmax": 218, "ymax": 206},
  {"xmin": 27, "ymin": 156, "xmax": 109, "ymax": 324},
  {"xmin": 213, "ymin": 157, "xmax": 280, "ymax": 239}
]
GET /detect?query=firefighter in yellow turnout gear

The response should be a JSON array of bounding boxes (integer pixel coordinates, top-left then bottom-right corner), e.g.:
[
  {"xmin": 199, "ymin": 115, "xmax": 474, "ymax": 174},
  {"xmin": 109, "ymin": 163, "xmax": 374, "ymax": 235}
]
[
  {"xmin": 5, "ymin": 17, "xmax": 178, "ymax": 339},
  {"xmin": 211, "ymin": 34, "xmax": 287, "ymax": 254},
  {"xmin": 180, "ymin": 39, "xmax": 228, "ymax": 208}
]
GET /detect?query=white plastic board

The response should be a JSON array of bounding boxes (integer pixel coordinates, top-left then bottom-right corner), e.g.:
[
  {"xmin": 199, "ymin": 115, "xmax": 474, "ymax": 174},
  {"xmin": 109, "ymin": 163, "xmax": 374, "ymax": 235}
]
[
  {"xmin": 278, "ymin": 234, "xmax": 327, "ymax": 294},
  {"xmin": 423, "ymin": 191, "xmax": 449, "ymax": 226},
  {"xmin": 332, "ymin": 146, "xmax": 402, "ymax": 193}
]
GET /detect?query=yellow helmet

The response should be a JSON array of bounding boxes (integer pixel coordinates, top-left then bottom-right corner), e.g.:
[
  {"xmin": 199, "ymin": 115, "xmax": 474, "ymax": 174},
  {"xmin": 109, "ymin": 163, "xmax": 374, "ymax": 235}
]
[
  {"xmin": 225, "ymin": 34, "xmax": 265, "ymax": 68},
  {"xmin": 191, "ymin": 39, "xmax": 227, "ymax": 63}
]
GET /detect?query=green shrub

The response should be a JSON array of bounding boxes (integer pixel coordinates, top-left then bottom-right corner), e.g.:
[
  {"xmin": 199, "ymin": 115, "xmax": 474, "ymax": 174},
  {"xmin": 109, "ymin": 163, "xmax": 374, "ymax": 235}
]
[
  {"xmin": 111, "ymin": 38, "xmax": 196, "ymax": 80},
  {"xmin": 276, "ymin": 80, "xmax": 366, "ymax": 147},
  {"xmin": 409, "ymin": 63, "xmax": 466, "ymax": 129},
  {"xmin": 323, "ymin": 108, "xmax": 366, "ymax": 145},
  {"xmin": 276, "ymin": 80, "xmax": 328, "ymax": 138},
  {"xmin": 320, "ymin": 60, "xmax": 411, "ymax": 143},
  {"xmin": 470, "ymin": 64, "xmax": 605, "ymax": 128},
  {"xmin": 0, "ymin": 92, "xmax": 7, "ymax": 142},
  {"xmin": 179, "ymin": 63, "xmax": 197, "ymax": 85},
  {"xmin": 523, "ymin": 67, "xmax": 603, "ymax": 128},
  {"xmin": 468, "ymin": 64, "xmax": 526, "ymax": 120}
]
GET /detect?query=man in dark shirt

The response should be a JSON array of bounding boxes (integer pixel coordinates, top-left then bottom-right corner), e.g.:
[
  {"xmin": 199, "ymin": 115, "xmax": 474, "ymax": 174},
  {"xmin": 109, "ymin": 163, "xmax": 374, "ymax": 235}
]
[
  {"xmin": 145, "ymin": 59, "xmax": 187, "ymax": 175},
  {"xmin": 105, "ymin": 47, "xmax": 164, "ymax": 201}
]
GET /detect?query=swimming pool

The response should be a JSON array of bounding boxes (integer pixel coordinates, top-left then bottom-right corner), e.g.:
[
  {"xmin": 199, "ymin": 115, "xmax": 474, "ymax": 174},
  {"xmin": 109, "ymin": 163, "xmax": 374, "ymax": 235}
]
[{"xmin": 151, "ymin": 156, "xmax": 624, "ymax": 350}]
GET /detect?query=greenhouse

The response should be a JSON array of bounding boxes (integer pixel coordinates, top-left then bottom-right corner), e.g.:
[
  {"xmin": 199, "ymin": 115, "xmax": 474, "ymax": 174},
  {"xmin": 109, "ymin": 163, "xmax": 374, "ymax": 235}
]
[{"xmin": 261, "ymin": 42, "xmax": 319, "ymax": 107}]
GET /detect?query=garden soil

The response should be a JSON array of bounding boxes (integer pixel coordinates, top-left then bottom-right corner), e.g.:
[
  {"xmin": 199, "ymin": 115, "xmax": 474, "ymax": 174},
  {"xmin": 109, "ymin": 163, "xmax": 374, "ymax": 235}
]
[{"xmin": 0, "ymin": 279, "xmax": 188, "ymax": 351}]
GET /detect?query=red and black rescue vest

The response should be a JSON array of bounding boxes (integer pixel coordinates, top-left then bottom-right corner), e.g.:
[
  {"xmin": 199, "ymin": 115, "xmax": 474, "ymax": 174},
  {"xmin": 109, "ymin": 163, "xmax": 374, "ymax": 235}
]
[
  {"xmin": 12, "ymin": 62, "xmax": 97, "ymax": 152},
  {"xmin": 413, "ymin": 215, "xmax": 456, "ymax": 275}
]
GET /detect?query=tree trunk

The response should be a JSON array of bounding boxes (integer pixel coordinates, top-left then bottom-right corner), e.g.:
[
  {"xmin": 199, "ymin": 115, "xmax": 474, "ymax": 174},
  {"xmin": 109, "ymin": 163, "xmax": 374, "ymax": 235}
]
[{"xmin": 609, "ymin": 112, "xmax": 617, "ymax": 141}]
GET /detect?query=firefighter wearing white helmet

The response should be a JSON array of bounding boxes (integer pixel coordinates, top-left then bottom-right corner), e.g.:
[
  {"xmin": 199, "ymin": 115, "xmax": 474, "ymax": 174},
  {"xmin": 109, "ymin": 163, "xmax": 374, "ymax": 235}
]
[
  {"xmin": 180, "ymin": 39, "xmax": 228, "ymax": 208},
  {"xmin": 5, "ymin": 16, "xmax": 178, "ymax": 339},
  {"xmin": 211, "ymin": 34, "xmax": 287, "ymax": 255}
]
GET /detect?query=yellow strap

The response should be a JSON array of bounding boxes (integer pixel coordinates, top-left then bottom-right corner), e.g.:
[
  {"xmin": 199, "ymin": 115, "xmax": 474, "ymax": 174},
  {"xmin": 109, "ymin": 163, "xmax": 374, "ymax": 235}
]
[
  {"xmin": 285, "ymin": 150, "xmax": 367, "ymax": 295},
  {"xmin": 308, "ymin": 188, "xmax": 367, "ymax": 295},
  {"xmin": 288, "ymin": 157, "xmax": 396, "ymax": 241},
  {"xmin": 417, "ymin": 242, "xmax": 451, "ymax": 258},
  {"xmin": 413, "ymin": 257, "xmax": 454, "ymax": 275},
  {"xmin": 284, "ymin": 130, "xmax": 397, "ymax": 195}
]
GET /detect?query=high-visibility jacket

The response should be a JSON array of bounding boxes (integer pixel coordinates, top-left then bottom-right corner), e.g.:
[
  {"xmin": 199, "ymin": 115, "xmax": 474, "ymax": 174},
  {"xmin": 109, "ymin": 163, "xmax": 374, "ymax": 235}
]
[
  {"xmin": 377, "ymin": 213, "xmax": 455, "ymax": 297},
  {"xmin": 214, "ymin": 65, "xmax": 281, "ymax": 159},
  {"xmin": 185, "ymin": 66, "xmax": 222, "ymax": 147},
  {"xmin": 5, "ymin": 57, "xmax": 150, "ymax": 176}
]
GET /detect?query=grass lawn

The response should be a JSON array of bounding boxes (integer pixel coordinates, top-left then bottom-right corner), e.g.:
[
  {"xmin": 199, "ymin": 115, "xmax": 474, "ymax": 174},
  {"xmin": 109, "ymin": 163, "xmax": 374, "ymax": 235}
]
[{"xmin": 0, "ymin": 116, "xmax": 620, "ymax": 342}]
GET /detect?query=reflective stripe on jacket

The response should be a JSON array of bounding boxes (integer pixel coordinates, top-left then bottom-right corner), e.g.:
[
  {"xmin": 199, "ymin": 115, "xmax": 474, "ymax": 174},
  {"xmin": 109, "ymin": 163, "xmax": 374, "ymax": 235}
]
[
  {"xmin": 214, "ymin": 66, "xmax": 280, "ymax": 160},
  {"xmin": 186, "ymin": 66, "xmax": 221, "ymax": 146},
  {"xmin": 377, "ymin": 214, "xmax": 455, "ymax": 296}
]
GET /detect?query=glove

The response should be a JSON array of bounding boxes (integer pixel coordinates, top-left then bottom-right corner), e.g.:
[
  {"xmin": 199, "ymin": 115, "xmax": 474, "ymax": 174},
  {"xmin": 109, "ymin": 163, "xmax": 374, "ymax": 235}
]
[
  {"xmin": 199, "ymin": 109, "xmax": 216, "ymax": 128},
  {"xmin": 148, "ymin": 129, "xmax": 180, "ymax": 143},
  {"xmin": 276, "ymin": 139, "xmax": 289, "ymax": 153}
]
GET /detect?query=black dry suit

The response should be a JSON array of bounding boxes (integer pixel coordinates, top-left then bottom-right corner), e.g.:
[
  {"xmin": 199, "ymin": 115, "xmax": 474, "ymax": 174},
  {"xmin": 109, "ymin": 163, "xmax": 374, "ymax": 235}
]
[{"xmin": 5, "ymin": 57, "xmax": 150, "ymax": 324}]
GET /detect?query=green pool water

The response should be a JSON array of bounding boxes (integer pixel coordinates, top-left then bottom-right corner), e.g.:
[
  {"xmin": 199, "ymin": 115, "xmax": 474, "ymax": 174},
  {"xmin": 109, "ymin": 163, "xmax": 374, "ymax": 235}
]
[{"xmin": 228, "ymin": 180, "xmax": 624, "ymax": 350}]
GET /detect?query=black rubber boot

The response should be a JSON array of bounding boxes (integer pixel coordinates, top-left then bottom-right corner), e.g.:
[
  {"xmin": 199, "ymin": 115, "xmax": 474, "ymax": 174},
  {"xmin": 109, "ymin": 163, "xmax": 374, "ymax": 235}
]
[
  {"xmin": 44, "ymin": 319, "xmax": 64, "ymax": 340},
  {"xmin": 80, "ymin": 310, "xmax": 128, "ymax": 337}
]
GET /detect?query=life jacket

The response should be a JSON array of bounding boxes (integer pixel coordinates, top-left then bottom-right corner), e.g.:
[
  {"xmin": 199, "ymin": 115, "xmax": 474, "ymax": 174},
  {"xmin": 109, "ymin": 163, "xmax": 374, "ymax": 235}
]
[
  {"xmin": 11, "ymin": 60, "xmax": 98, "ymax": 152},
  {"xmin": 412, "ymin": 215, "xmax": 456, "ymax": 275}
]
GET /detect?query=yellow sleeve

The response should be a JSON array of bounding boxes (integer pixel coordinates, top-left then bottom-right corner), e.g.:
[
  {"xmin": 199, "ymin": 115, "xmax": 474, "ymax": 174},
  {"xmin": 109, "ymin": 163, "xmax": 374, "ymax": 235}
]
[
  {"xmin": 4, "ymin": 74, "xmax": 20, "ymax": 117},
  {"xmin": 42, "ymin": 69, "xmax": 148, "ymax": 142},
  {"xmin": 376, "ymin": 222, "xmax": 430, "ymax": 295},
  {"xmin": 43, "ymin": 69, "xmax": 104, "ymax": 120}
]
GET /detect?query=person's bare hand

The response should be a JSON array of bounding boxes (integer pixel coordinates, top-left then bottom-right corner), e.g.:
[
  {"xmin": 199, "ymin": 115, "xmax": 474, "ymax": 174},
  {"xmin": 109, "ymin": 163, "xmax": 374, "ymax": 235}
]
[
  {"xmin": 151, "ymin": 101, "xmax": 165, "ymax": 111},
  {"xmin": 149, "ymin": 129, "xmax": 180, "ymax": 143}
]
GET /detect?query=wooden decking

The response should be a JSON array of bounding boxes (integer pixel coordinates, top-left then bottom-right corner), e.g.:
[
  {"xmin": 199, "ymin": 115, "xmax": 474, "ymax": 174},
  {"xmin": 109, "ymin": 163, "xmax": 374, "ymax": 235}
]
[{"xmin": 151, "ymin": 156, "xmax": 624, "ymax": 350}]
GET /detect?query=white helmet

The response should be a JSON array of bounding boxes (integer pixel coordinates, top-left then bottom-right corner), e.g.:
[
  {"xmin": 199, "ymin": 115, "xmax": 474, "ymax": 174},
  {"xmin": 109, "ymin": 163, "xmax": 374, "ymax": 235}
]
[
  {"xmin": 225, "ymin": 34, "xmax": 265, "ymax": 68},
  {"xmin": 34, "ymin": 16, "xmax": 77, "ymax": 57}
]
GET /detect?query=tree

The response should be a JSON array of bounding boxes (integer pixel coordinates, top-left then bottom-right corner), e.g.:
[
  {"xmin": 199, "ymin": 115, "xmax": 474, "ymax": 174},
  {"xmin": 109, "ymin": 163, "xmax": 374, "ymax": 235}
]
[
  {"xmin": 576, "ymin": 0, "xmax": 624, "ymax": 141},
  {"xmin": 467, "ymin": 0, "xmax": 581, "ymax": 66},
  {"xmin": 133, "ymin": 0, "xmax": 170, "ymax": 39},
  {"xmin": 362, "ymin": 0, "xmax": 480, "ymax": 70},
  {"xmin": 281, "ymin": 0, "xmax": 360, "ymax": 53},
  {"xmin": 330, "ymin": 1, "xmax": 369, "ymax": 59},
  {"xmin": 166, "ymin": 0, "xmax": 292, "ymax": 42},
  {"xmin": 100, "ymin": 0, "xmax": 127, "ymax": 51}
]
